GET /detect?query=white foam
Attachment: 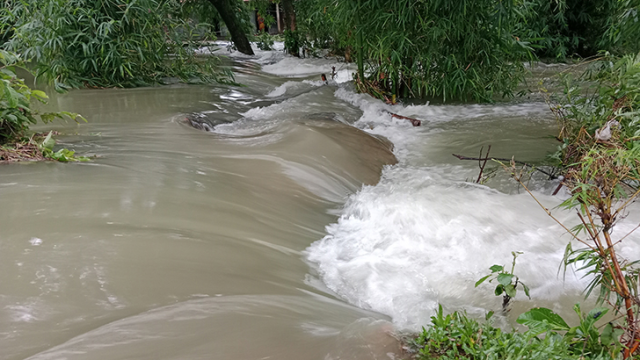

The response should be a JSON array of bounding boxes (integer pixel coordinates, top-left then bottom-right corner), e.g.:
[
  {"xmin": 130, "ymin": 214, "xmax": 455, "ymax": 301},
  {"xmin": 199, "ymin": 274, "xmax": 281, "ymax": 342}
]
[
  {"xmin": 197, "ymin": 41, "xmax": 285, "ymax": 65},
  {"xmin": 307, "ymin": 165, "xmax": 598, "ymax": 330},
  {"xmin": 262, "ymin": 57, "xmax": 356, "ymax": 78},
  {"xmin": 306, "ymin": 88, "xmax": 640, "ymax": 331},
  {"xmin": 265, "ymin": 81, "xmax": 320, "ymax": 98}
]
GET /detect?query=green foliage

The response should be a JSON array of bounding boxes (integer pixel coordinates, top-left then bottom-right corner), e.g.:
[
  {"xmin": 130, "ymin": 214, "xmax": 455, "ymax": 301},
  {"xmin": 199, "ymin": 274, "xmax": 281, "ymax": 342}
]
[
  {"xmin": 253, "ymin": 32, "xmax": 275, "ymax": 51},
  {"xmin": 38, "ymin": 131, "xmax": 89, "ymax": 162},
  {"xmin": 0, "ymin": 50, "xmax": 87, "ymax": 162},
  {"xmin": 412, "ymin": 305, "xmax": 616, "ymax": 360},
  {"xmin": 517, "ymin": 305, "xmax": 626, "ymax": 358},
  {"xmin": 251, "ymin": 0, "xmax": 275, "ymax": 29},
  {"xmin": 283, "ymin": 29, "xmax": 302, "ymax": 57},
  {"xmin": 518, "ymin": 53, "xmax": 640, "ymax": 357},
  {"xmin": 513, "ymin": 0, "xmax": 640, "ymax": 59},
  {"xmin": 0, "ymin": 50, "xmax": 82, "ymax": 143},
  {"xmin": 606, "ymin": 0, "xmax": 640, "ymax": 54},
  {"xmin": 1, "ymin": 0, "xmax": 232, "ymax": 90},
  {"xmin": 550, "ymin": 53, "xmax": 640, "ymax": 173},
  {"xmin": 475, "ymin": 252, "xmax": 531, "ymax": 309},
  {"xmin": 296, "ymin": 0, "xmax": 531, "ymax": 102},
  {"xmin": 515, "ymin": 0, "xmax": 620, "ymax": 60},
  {"xmin": 181, "ymin": 0, "xmax": 255, "ymax": 43},
  {"xmin": 295, "ymin": 0, "xmax": 337, "ymax": 51}
]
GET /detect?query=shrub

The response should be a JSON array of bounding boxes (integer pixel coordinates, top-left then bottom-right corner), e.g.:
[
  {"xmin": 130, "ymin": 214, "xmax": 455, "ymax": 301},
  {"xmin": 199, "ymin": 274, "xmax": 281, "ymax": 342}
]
[
  {"xmin": 0, "ymin": 50, "xmax": 80, "ymax": 143},
  {"xmin": 296, "ymin": 0, "xmax": 531, "ymax": 102},
  {"xmin": 412, "ymin": 305, "xmax": 615, "ymax": 360},
  {"xmin": 1, "ymin": 0, "xmax": 232, "ymax": 90}
]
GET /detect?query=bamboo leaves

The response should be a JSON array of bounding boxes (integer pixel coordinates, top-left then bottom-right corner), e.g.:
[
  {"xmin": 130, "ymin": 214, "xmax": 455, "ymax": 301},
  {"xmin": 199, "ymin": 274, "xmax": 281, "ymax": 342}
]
[
  {"xmin": 1, "ymin": 0, "xmax": 232, "ymax": 90},
  {"xmin": 298, "ymin": 0, "xmax": 531, "ymax": 102}
]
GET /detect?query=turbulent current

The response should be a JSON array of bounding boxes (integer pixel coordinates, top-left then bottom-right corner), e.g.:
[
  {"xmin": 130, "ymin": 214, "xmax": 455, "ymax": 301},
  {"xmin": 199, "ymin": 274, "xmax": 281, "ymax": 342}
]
[{"xmin": 1, "ymin": 43, "xmax": 639, "ymax": 359}]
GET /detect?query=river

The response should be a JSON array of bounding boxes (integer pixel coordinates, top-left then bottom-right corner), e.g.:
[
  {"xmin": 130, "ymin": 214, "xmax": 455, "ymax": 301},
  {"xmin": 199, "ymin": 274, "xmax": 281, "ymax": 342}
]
[{"xmin": 1, "ymin": 44, "xmax": 638, "ymax": 359}]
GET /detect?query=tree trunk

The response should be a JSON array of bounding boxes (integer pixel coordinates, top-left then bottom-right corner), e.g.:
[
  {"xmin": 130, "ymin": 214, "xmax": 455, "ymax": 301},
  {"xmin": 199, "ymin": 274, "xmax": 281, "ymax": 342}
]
[
  {"xmin": 276, "ymin": 3, "xmax": 281, "ymax": 33},
  {"xmin": 282, "ymin": 0, "xmax": 296, "ymax": 31},
  {"xmin": 207, "ymin": 0, "xmax": 254, "ymax": 55}
]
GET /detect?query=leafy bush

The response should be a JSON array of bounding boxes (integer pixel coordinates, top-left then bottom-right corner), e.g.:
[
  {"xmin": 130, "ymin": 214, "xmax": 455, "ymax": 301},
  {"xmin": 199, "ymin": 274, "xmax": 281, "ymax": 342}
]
[
  {"xmin": 516, "ymin": 305, "xmax": 625, "ymax": 358},
  {"xmin": 515, "ymin": 0, "xmax": 619, "ymax": 60},
  {"xmin": 1, "ymin": 0, "xmax": 232, "ymax": 90},
  {"xmin": 514, "ymin": 0, "xmax": 640, "ymax": 60},
  {"xmin": 606, "ymin": 0, "xmax": 640, "ymax": 54},
  {"xmin": 412, "ymin": 305, "xmax": 616, "ymax": 360},
  {"xmin": 0, "ymin": 50, "xmax": 80, "ymax": 143},
  {"xmin": 500, "ymin": 54, "xmax": 640, "ymax": 359},
  {"xmin": 254, "ymin": 32, "xmax": 275, "ymax": 51},
  {"xmin": 295, "ymin": 0, "xmax": 337, "ymax": 52},
  {"xmin": 297, "ymin": 0, "xmax": 531, "ymax": 102},
  {"xmin": 181, "ymin": 0, "xmax": 255, "ymax": 43}
]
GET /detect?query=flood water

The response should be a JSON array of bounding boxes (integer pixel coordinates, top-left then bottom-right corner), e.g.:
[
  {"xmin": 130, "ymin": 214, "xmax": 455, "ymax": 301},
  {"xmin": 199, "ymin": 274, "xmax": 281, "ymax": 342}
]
[{"xmin": 1, "ymin": 44, "xmax": 639, "ymax": 359}]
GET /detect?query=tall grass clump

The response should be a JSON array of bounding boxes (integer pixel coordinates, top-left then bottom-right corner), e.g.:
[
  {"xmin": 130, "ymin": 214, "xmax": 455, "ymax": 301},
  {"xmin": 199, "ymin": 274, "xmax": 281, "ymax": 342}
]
[{"xmin": 1, "ymin": 0, "xmax": 232, "ymax": 90}]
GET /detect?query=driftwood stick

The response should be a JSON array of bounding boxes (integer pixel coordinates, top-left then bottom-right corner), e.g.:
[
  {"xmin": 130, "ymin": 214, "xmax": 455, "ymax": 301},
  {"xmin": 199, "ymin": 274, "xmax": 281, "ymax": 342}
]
[
  {"xmin": 476, "ymin": 145, "xmax": 491, "ymax": 183},
  {"xmin": 383, "ymin": 111, "xmax": 421, "ymax": 126},
  {"xmin": 452, "ymin": 153, "xmax": 557, "ymax": 179},
  {"xmin": 552, "ymin": 180, "xmax": 565, "ymax": 196}
]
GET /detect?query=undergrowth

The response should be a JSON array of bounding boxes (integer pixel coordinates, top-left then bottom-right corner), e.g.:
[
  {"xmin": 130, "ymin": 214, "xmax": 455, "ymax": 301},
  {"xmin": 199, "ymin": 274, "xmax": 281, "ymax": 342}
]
[
  {"xmin": 410, "ymin": 305, "xmax": 630, "ymax": 360},
  {"xmin": 0, "ymin": 50, "xmax": 86, "ymax": 162},
  {"xmin": 1, "ymin": 0, "xmax": 232, "ymax": 90}
]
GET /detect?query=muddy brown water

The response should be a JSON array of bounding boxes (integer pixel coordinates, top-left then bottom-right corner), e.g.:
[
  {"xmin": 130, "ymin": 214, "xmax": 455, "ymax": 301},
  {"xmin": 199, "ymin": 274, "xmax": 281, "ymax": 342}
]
[{"xmin": 2, "ymin": 51, "xmax": 632, "ymax": 360}]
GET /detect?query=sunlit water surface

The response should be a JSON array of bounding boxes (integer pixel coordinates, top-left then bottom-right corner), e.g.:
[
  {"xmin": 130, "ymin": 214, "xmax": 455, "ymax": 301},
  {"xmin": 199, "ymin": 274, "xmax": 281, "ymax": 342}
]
[{"xmin": 1, "ymin": 43, "xmax": 638, "ymax": 360}]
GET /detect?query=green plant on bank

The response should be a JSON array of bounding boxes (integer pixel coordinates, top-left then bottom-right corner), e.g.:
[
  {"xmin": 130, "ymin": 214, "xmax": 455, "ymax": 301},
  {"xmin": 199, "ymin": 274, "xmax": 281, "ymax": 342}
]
[
  {"xmin": 475, "ymin": 251, "xmax": 531, "ymax": 310},
  {"xmin": 412, "ymin": 305, "xmax": 621, "ymax": 360},
  {"xmin": 494, "ymin": 53, "xmax": 640, "ymax": 358},
  {"xmin": 0, "ymin": 0, "xmax": 232, "ymax": 90},
  {"xmin": 38, "ymin": 131, "xmax": 89, "ymax": 162},
  {"xmin": 0, "ymin": 50, "xmax": 86, "ymax": 162},
  {"xmin": 0, "ymin": 50, "xmax": 82, "ymax": 141},
  {"xmin": 516, "ymin": 304, "xmax": 626, "ymax": 358}
]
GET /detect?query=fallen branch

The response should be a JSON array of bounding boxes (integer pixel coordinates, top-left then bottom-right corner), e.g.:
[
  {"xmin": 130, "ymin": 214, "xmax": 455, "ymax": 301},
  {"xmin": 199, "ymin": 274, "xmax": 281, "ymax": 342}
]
[
  {"xmin": 476, "ymin": 145, "xmax": 491, "ymax": 183},
  {"xmin": 452, "ymin": 153, "xmax": 558, "ymax": 179},
  {"xmin": 383, "ymin": 110, "xmax": 421, "ymax": 126}
]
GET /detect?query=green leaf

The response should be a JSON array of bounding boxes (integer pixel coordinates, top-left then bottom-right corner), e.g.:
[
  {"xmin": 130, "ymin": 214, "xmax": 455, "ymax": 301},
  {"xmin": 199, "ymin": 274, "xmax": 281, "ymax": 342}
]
[
  {"xmin": 475, "ymin": 274, "xmax": 491, "ymax": 287},
  {"xmin": 517, "ymin": 308, "xmax": 570, "ymax": 334},
  {"xmin": 42, "ymin": 131, "xmax": 56, "ymax": 151},
  {"xmin": 485, "ymin": 310, "xmax": 494, "ymax": 321},
  {"xmin": 497, "ymin": 273, "xmax": 513, "ymax": 286},
  {"xmin": 494, "ymin": 284, "xmax": 504, "ymax": 296},
  {"xmin": 505, "ymin": 284, "xmax": 517, "ymax": 298},
  {"xmin": 31, "ymin": 90, "xmax": 49, "ymax": 101},
  {"xmin": 522, "ymin": 283, "xmax": 531, "ymax": 299},
  {"xmin": 3, "ymin": 80, "xmax": 18, "ymax": 108},
  {"xmin": 587, "ymin": 307, "xmax": 608, "ymax": 323},
  {"xmin": 600, "ymin": 323, "xmax": 615, "ymax": 345},
  {"xmin": 489, "ymin": 265, "xmax": 503, "ymax": 273}
]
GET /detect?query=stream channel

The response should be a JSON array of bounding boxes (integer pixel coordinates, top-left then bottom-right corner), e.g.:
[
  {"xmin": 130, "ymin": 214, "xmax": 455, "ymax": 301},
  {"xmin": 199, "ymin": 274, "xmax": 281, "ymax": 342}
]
[{"xmin": 2, "ymin": 43, "xmax": 639, "ymax": 360}]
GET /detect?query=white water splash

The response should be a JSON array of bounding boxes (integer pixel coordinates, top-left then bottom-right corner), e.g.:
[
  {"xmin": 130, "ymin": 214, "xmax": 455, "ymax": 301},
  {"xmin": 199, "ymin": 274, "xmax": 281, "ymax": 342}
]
[{"xmin": 306, "ymin": 87, "xmax": 640, "ymax": 330}]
